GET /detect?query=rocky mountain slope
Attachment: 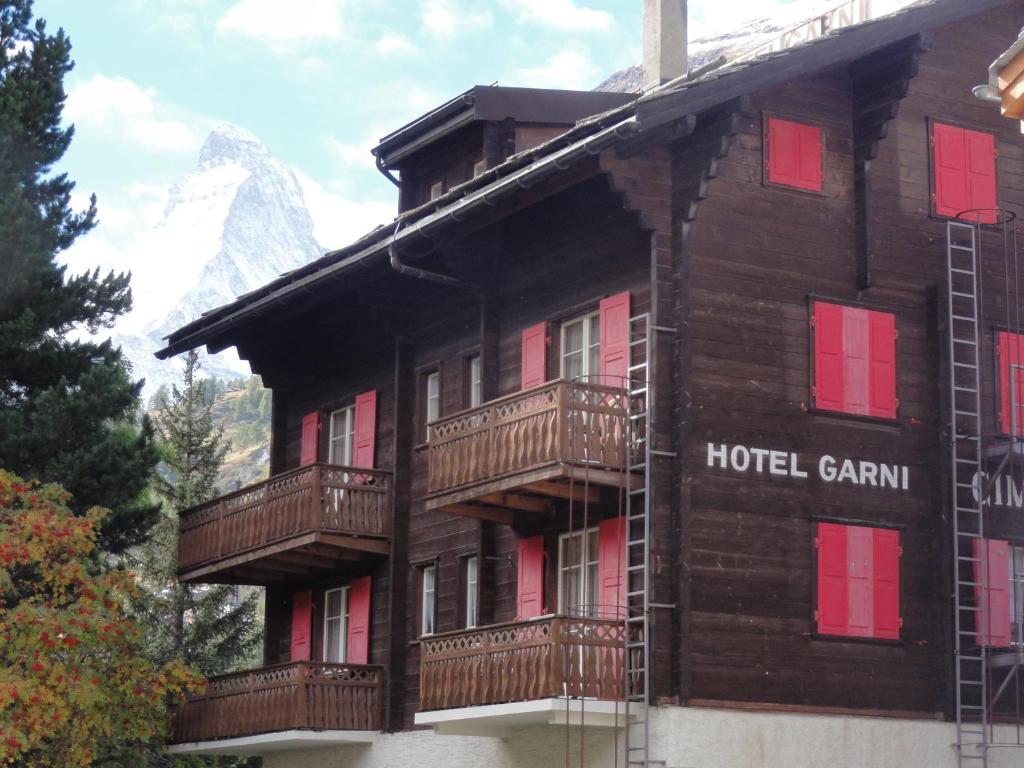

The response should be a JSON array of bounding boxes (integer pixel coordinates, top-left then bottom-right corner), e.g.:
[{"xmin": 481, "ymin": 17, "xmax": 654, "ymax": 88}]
[{"xmin": 114, "ymin": 125, "xmax": 323, "ymax": 398}]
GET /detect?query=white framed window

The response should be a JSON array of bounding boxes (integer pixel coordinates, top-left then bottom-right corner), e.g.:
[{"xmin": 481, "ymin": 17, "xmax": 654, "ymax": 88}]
[
  {"xmin": 472, "ymin": 158, "xmax": 487, "ymax": 178},
  {"xmin": 323, "ymin": 586, "xmax": 350, "ymax": 662},
  {"xmin": 464, "ymin": 556, "xmax": 479, "ymax": 628},
  {"xmin": 421, "ymin": 565, "xmax": 437, "ymax": 635},
  {"xmin": 429, "ymin": 180, "xmax": 444, "ymax": 200},
  {"xmin": 468, "ymin": 355, "xmax": 482, "ymax": 408},
  {"xmin": 425, "ymin": 371, "xmax": 440, "ymax": 440},
  {"xmin": 560, "ymin": 312, "xmax": 600, "ymax": 382},
  {"xmin": 328, "ymin": 405, "xmax": 355, "ymax": 465},
  {"xmin": 558, "ymin": 527, "xmax": 599, "ymax": 618}
]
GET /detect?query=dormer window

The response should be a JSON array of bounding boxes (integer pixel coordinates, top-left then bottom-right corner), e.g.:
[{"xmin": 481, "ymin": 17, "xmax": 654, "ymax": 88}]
[
  {"xmin": 471, "ymin": 158, "xmax": 487, "ymax": 178},
  {"xmin": 429, "ymin": 180, "xmax": 444, "ymax": 201}
]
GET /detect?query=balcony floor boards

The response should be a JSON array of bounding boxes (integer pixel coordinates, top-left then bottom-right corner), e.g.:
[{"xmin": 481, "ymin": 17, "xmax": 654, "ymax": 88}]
[{"xmin": 178, "ymin": 530, "xmax": 390, "ymax": 585}]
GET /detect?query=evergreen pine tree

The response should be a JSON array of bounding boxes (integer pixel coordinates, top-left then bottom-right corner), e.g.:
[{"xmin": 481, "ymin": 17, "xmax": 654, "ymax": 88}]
[
  {"xmin": 134, "ymin": 350, "xmax": 261, "ymax": 675},
  {"xmin": 0, "ymin": 0, "xmax": 159, "ymax": 553},
  {"xmin": 130, "ymin": 351, "xmax": 262, "ymax": 767}
]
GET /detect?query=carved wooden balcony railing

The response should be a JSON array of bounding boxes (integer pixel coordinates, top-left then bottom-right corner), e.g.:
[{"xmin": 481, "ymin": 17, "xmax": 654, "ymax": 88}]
[
  {"xmin": 171, "ymin": 662, "xmax": 382, "ymax": 743},
  {"xmin": 418, "ymin": 616, "xmax": 625, "ymax": 712},
  {"xmin": 425, "ymin": 380, "xmax": 631, "ymax": 517},
  {"xmin": 178, "ymin": 463, "xmax": 391, "ymax": 584}
]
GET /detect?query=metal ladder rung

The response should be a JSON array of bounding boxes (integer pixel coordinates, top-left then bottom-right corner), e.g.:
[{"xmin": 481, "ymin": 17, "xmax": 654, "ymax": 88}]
[
  {"xmin": 951, "ymin": 267, "xmax": 977, "ymax": 275},
  {"xmin": 950, "ymin": 244, "xmax": 977, "ymax": 251},
  {"xmin": 951, "ymin": 291, "xmax": 977, "ymax": 299},
  {"xmin": 952, "ymin": 315, "xmax": 978, "ymax": 322}
]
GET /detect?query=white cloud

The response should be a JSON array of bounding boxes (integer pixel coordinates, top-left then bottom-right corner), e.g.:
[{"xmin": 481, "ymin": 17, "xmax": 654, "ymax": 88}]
[
  {"xmin": 515, "ymin": 50, "xmax": 599, "ymax": 91},
  {"xmin": 218, "ymin": 0, "xmax": 345, "ymax": 42},
  {"xmin": 500, "ymin": 0, "xmax": 613, "ymax": 31},
  {"xmin": 421, "ymin": 0, "xmax": 492, "ymax": 38},
  {"xmin": 65, "ymin": 75, "xmax": 204, "ymax": 153},
  {"xmin": 294, "ymin": 170, "xmax": 394, "ymax": 249},
  {"xmin": 375, "ymin": 33, "xmax": 416, "ymax": 55},
  {"xmin": 325, "ymin": 135, "xmax": 378, "ymax": 171}
]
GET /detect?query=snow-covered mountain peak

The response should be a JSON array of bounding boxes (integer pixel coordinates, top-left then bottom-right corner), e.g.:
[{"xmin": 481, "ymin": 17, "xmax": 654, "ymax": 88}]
[
  {"xmin": 103, "ymin": 124, "xmax": 324, "ymax": 399},
  {"xmin": 198, "ymin": 123, "xmax": 274, "ymax": 173}
]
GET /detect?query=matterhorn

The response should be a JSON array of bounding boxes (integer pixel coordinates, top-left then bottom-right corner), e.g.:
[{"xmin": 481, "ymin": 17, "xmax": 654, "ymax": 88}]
[{"xmin": 112, "ymin": 124, "xmax": 323, "ymax": 398}]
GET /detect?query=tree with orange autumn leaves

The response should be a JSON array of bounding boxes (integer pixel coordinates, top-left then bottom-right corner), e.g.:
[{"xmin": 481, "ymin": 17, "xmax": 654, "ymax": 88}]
[{"xmin": 0, "ymin": 470, "xmax": 204, "ymax": 766}]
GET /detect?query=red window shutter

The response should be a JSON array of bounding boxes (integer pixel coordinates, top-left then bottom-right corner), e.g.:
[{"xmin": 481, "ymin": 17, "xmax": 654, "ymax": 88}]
[
  {"xmin": 597, "ymin": 517, "xmax": 626, "ymax": 619},
  {"xmin": 873, "ymin": 528, "xmax": 902, "ymax": 640},
  {"xmin": 767, "ymin": 117, "xmax": 799, "ymax": 187},
  {"xmin": 964, "ymin": 129, "xmax": 997, "ymax": 225},
  {"xmin": 768, "ymin": 117, "xmax": 822, "ymax": 192},
  {"xmin": 842, "ymin": 307, "xmax": 870, "ymax": 416},
  {"xmin": 816, "ymin": 523, "xmax": 849, "ymax": 636},
  {"xmin": 300, "ymin": 412, "xmax": 320, "ymax": 467},
  {"xmin": 974, "ymin": 538, "xmax": 1012, "ymax": 648},
  {"xmin": 599, "ymin": 292, "xmax": 631, "ymax": 388},
  {"xmin": 353, "ymin": 390, "xmax": 377, "ymax": 469},
  {"xmin": 521, "ymin": 322, "xmax": 547, "ymax": 391},
  {"xmin": 516, "ymin": 535, "xmax": 545, "ymax": 620},
  {"xmin": 868, "ymin": 310, "xmax": 898, "ymax": 419},
  {"xmin": 290, "ymin": 590, "xmax": 313, "ymax": 662},
  {"xmin": 346, "ymin": 576, "xmax": 372, "ymax": 664},
  {"xmin": 934, "ymin": 122, "xmax": 968, "ymax": 219},
  {"xmin": 846, "ymin": 525, "xmax": 874, "ymax": 637},
  {"xmin": 814, "ymin": 302, "xmax": 845, "ymax": 412},
  {"xmin": 998, "ymin": 331, "xmax": 1024, "ymax": 436},
  {"xmin": 798, "ymin": 122, "xmax": 824, "ymax": 192}
]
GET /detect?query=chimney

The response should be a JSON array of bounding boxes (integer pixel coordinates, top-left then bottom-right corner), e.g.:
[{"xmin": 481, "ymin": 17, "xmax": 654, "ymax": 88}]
[{"xmin": 643, "ymin": 0, "xmax": 687, "ymax": 90}]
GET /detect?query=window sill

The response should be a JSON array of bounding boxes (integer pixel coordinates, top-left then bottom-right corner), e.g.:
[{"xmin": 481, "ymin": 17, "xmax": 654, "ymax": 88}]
[
  {"xmin": 808, "ymin": 408, "xmax": 901, "ymax": 430},
  {"xmin": 812, "ymin": 631, "xmax": 904, "ymax": 647},
  {"xmin": 763, "ymin": 179, "xmax": 827, "ymax": 198}
]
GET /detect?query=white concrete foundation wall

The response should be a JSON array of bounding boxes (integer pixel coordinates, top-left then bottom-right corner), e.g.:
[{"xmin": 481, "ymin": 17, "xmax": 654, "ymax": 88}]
[{"xmin": 262, "ymin": 706, "xmax": 1024, "ymax": 768}]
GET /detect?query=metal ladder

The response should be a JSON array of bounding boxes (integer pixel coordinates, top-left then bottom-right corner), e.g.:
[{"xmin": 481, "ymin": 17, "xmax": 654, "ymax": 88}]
[
  {"xmin": 624, "ymin": 313, "xmax": 654, "ymax": 768},
  {"xmin": 948, "ymin": 220, "xmax": 989, "ymax": 768}
]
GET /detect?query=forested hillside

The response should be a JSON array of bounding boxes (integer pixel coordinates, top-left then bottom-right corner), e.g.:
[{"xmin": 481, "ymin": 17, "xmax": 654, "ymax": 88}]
[{"xmin": 150, "ymin": 375, "xmax": 271, "ymax": 493}]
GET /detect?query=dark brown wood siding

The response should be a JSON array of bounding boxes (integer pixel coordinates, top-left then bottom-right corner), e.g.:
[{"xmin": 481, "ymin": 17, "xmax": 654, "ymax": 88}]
[{"xmin": 676, "ymin": 4, "xmax": 1024, "ymax": 715}]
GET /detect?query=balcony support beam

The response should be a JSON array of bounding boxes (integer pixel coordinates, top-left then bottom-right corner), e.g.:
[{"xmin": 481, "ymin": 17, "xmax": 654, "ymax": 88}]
[
  {"xmin": 476, "ymin": 492, "xmax": 554, "ymax": 514},
  {"xmin": 444, "ymin": 504, "xmax": 516, "ymax": 525}
]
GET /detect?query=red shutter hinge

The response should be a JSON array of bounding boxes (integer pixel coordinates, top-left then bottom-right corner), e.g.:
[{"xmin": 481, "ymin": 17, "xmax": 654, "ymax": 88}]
[
  {"xmin": 897, "ymin": 546, "xmax": 904, "ymax": 557},
  {"xmin": 898, "ymin": 617, "xmax": 904, "ymax": 628},
  {"xmin": 810, "ymin": 314, "xmax": 816, "ymax": 328},
  {"xmin": 894, "ymin": 328, "xmax": 899, "ymax": 340},
  {"xmin": 929, "ymin": 135, "xmax": 935, "ymax": 147},
  {"xmin": 814, "ymin": 609, "xmax": 821, "ymax": 621},
  {"xmin": 813, "ymin": 536, "xmax": 820, "ymax": 549},
  {"xmin": 895, "ymin": 397, "xmax": 901, "ymax": 409},
  {"xmin": 994, "ymin": 148, "xmax": 1000, "ymax": 158}
]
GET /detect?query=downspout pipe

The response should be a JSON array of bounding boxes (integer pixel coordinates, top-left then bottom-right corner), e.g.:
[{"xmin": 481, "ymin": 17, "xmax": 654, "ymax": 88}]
[
  {"xmin": 974, "ymin": 26, "xmax": 1024, "ymax": 103},
  {"xmin": 376, "ymin": 153, "xmax": 401, "ymax": 188},
  {"xmin": 388, "ymin": 222, "xmax": 463, "ymax": 287}
]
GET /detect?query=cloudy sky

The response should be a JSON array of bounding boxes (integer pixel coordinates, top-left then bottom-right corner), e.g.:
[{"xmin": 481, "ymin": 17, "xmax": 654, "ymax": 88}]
[{"xmin": 37, "ymin": 0, "xmax": 841, "ymax": 269}]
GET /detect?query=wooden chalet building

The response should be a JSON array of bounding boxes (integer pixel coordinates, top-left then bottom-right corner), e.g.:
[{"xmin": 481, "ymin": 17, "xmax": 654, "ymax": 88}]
[{"xmin": 158, "ymin": 1, "xmax": 1024, "ymax": 766}]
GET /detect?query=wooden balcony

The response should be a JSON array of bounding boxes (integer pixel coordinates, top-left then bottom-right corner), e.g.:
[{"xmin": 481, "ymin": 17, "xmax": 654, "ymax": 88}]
[
  {"xmin": 418, "ymin": 616, "xmax": 625, "ymax": 712},
  {"xmin": 171, "ymin": 662, "xmax": 382, "ymax": 744},
  {"xmin": 425, "ymin": 380, "xmax": 633, "ymax": 520},
  {"xmin": 178, "ymin": 463, "xmax": 391, "ymax": 585}
]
